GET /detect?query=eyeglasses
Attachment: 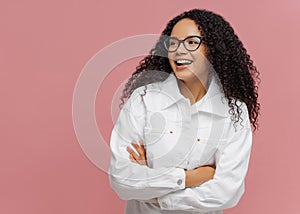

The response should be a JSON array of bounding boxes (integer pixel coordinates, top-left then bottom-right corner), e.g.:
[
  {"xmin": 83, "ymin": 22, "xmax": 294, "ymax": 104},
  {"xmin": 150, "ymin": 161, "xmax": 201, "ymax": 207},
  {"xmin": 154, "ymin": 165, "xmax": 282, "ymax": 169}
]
[{"xmin": 163, "ymin": 35, "xmax": 204, "ymax": 52}]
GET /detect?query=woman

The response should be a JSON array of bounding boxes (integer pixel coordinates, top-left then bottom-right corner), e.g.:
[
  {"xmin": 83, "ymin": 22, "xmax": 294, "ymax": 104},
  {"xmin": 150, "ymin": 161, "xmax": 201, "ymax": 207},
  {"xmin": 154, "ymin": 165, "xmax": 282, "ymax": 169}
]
[{"xmin": 109, "ymin": 9, "xmax": 260, "ymax": 214}]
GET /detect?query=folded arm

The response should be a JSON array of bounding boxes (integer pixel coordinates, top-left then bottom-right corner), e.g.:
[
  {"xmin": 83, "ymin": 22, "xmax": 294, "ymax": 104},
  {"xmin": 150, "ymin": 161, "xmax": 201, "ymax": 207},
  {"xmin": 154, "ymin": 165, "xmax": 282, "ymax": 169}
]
[
  {"xmin": 128, "ymin": 141, "xmax": 216, "ymax": 188},
  {"xmin": 156, "ymin": 107, "xmax": 253, "ymax": 213},
  {"xmin": 109, "ymin": 90, "xmax": 186, "ymax": 200}
]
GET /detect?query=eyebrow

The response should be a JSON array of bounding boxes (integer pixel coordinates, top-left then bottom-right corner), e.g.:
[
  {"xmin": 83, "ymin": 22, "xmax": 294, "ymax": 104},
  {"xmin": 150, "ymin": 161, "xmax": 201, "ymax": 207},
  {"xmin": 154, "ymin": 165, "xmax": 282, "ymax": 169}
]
[
  {"xmin": 169, "ymin": 35, "xmax": 202, "ymax": 39},
  {"xmin": 169, "ymin": 35, "xmax": 203, "ymax": 39}
]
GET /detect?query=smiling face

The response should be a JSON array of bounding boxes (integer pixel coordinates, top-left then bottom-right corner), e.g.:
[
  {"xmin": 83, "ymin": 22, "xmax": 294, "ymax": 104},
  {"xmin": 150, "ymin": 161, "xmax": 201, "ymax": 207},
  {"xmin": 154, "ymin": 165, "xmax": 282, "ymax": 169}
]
[{"xmin": 168, "ymin": 18, "xmax": 209, "ymax": 83}]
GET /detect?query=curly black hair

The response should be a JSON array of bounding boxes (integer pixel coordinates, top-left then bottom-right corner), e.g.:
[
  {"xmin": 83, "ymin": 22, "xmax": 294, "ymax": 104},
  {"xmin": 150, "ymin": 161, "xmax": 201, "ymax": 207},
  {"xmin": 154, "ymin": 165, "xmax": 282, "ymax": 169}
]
[{"xmin": 120, "ymin": 9, "xmax": 260, "ymax": 130}]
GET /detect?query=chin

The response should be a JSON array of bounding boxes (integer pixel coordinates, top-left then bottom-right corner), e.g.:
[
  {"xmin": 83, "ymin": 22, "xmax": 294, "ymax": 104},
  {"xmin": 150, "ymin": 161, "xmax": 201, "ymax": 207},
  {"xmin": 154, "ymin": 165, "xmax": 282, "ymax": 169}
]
[{"xmin": 174, "ymin": 69, "xmax": 197, "ymax": 81}]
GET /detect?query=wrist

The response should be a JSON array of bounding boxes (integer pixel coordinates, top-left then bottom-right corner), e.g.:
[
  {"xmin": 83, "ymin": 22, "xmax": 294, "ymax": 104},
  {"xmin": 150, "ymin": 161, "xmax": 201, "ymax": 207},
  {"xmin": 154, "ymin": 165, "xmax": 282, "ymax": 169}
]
[{"xmin": 184, "ymin": 169, "xmax": 192, "ymax": 187}]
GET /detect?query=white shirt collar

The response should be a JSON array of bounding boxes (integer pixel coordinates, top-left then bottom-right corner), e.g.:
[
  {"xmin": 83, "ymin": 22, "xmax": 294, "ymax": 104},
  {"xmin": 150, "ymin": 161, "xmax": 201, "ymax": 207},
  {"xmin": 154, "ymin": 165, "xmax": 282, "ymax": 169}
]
[{"xmin": 156, "ymin": 72, "xmax": 229, "ymax": 118}]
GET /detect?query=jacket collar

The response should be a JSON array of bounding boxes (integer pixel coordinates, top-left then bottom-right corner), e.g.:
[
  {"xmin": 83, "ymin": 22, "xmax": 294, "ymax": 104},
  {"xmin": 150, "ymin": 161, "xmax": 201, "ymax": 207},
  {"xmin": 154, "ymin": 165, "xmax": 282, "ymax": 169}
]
[{"xmin": 157, "ymin": 72, "xmax": 229, "ymax": 118}]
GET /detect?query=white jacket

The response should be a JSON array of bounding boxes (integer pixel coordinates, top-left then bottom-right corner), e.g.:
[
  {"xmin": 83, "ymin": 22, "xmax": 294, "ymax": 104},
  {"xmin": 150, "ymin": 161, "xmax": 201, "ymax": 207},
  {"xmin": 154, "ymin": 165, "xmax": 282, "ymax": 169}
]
[{"xmin": 109, "ymin": 72, "xmax": 252, "ymax": 214}]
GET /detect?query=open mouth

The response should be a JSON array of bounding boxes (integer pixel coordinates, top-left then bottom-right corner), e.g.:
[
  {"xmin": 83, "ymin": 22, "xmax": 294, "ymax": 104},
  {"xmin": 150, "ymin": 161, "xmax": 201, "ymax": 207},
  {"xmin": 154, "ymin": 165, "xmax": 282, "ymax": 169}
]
[{"xmin": 175, "ymin": 59, "xmax": 193, "ymax": 66}]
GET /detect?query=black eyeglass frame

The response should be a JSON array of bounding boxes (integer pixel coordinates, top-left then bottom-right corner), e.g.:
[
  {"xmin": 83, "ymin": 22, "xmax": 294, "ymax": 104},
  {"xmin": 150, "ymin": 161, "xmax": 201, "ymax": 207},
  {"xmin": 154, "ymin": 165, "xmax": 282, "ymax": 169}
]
[{"xmin": 163, "ymin": 35, "xmax": 205, "ymax": 52}]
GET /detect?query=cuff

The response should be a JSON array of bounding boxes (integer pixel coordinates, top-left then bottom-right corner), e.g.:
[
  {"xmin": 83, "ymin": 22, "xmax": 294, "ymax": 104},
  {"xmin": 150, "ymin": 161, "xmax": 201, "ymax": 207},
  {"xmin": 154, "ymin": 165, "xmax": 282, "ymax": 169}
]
[
  {"xmin": 157, "ymin": 168, "xmax": 185, "ymax": 210},
  {"xmin": 172, "ymin": 168, "xmax": 185, "ymax": 190}
]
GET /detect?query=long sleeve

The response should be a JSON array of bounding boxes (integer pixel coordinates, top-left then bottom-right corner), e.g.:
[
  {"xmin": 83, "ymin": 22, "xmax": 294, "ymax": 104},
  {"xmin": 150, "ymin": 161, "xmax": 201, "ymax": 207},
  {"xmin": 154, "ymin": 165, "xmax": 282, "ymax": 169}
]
[
  {"xmin": 157, "ymin": 105, "xmax": 253, "ymax": 212},
  {"xmin": 108, "ymin": 88, "xmax": 185, "ymax": 201}
]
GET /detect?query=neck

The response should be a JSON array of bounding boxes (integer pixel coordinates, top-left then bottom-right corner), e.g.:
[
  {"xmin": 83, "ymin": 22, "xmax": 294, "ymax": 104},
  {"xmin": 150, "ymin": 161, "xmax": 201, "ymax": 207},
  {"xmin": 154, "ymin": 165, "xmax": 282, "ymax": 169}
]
[{"xmin": 177, "ymin": 76, "xmax": 208, "ymax": 105}]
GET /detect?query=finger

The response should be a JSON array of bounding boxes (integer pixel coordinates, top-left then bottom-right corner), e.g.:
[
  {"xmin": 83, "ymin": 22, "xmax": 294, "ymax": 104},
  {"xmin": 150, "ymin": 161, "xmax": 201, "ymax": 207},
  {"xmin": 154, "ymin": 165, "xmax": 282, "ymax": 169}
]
[
  {"xmin": 126, "ymin": 146, "xmax": 140, "ymax": 160},
  {"xmin": 129, "ymin": 141, "xmax": 141, "ymax": 156},
  {"xmin": 138, "ymin": 141, "xmax": 146, "ymax": 155},
  {"xmin": 137, "ymin": 140, "xmax": 144, "ymax": 147},
  {"xmin": 131, "ymin": 142, "xmax": 145, "ymax": 156},
  {"xmin": 130, "ymin": 143, "xmax": 147, "ymax": 165},
  {"xmin": 131, "ymin": 144, "xmax": 146, "ymax": 164},
  {"xmin": 138, "ymin": 140, "xmax": 146, "ymax": 152},
  {"xmin": 126, "ymin": 143, "xmax": 139, "ymax": 156},
  {"xmin": 129, "ymin": 154, "xmax": 137, "ymax": 163}
]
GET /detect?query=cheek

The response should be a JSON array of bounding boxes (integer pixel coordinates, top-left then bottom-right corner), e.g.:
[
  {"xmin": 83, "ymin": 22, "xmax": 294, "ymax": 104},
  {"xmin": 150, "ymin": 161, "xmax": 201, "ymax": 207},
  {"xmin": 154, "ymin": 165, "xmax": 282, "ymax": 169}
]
[
  {"xmin": 168, "ymin": 53, "xmax": 175, "ymax": 68},
  {"xmin": 192, "ymin": 47, "xmax": 208, "ymax": 63},
  {"xmin": 167, "ymin": 52, "xmax": 172, "ymax": 61},
  {"xmin": 200, "ymin": 45, "xmax": 209, "ymax": 57}
]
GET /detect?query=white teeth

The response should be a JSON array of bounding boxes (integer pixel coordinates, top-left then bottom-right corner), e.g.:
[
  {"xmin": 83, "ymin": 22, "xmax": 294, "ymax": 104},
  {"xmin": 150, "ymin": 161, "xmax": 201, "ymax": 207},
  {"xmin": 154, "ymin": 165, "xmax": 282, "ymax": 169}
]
[{"xmin": 176, "ymin": 59, "xmax": 192, "ymax": 64}]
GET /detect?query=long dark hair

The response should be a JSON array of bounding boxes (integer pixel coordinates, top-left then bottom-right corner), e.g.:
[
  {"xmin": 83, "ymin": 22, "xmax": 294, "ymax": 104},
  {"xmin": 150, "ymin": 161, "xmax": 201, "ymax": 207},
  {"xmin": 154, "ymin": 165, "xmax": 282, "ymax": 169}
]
[{"xmin": 120, "ymin": 9, "xmax": 260, "ymax": 130}]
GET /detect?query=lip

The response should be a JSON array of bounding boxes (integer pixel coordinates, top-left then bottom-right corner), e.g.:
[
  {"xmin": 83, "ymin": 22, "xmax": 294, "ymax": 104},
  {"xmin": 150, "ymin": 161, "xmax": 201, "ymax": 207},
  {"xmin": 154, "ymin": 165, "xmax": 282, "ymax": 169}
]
[
  {"xmin": 173, "ymin": 58, "xmax": 193, "ymax": 70},
  {"xmin": 175, "ymin": 64, "xmax": 189, "ymax": 70}
]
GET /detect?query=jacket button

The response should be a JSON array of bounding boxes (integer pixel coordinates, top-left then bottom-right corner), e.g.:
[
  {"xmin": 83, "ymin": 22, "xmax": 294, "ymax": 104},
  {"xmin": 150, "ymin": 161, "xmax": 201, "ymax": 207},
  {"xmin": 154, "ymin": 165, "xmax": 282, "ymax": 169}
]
[
  {"xmin": 197, "ymin": 138, "xmax": 201, "ymax": 142},
  {"xmin": 169, "ymin": 130, "xmax": 173, "ymax": 134},
  {"xmin": 177, "ymin": 179, "xmax": 183, "ymax": 185}
]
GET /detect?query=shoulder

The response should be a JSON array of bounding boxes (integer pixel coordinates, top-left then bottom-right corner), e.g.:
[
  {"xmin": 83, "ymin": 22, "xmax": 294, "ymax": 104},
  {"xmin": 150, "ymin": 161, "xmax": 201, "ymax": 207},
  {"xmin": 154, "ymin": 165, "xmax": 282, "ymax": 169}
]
[
  {"xmin": 127, "ymin": 81, "xmax": 170, "ymax": 111},
  {"xmin": 122, "ymin": 82, "xmax": 161, "ymax": 116},
  {"xmin": 128, "ymin": 82, "xmax": 161, "ymax": 103}
]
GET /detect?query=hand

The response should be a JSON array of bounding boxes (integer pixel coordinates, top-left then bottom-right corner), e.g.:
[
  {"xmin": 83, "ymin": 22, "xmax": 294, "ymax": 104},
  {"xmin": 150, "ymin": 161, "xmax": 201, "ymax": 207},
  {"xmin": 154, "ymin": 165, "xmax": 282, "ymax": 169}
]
[
  {"xmin": 126, "ymin": 141, "xmax": 147, "ymax": 166},
  {"xmin": 185, "ymin": 165, "xmax": 215, "ymax": 188}
]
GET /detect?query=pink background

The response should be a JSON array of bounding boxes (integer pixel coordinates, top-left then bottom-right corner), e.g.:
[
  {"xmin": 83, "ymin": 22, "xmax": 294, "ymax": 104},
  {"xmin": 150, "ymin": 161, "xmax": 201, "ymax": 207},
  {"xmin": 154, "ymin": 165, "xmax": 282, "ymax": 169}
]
[{"xmin": 1, "ymin": 0, "xmax": 300, "ymax": 213}]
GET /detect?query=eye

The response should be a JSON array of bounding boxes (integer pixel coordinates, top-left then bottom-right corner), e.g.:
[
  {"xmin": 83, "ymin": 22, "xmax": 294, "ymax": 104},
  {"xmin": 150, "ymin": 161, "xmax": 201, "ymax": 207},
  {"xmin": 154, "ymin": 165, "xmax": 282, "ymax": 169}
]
[
  {"xmin": 169, "ymin": 41, "xmax": 177, "ymax": 46},
  {"xmin": 168, "ymin": 39, "xmax": 178, "ymax": 46},
  {"xmin": 188, "ymin": 40, "xmax": 200, "ymax": 45}
]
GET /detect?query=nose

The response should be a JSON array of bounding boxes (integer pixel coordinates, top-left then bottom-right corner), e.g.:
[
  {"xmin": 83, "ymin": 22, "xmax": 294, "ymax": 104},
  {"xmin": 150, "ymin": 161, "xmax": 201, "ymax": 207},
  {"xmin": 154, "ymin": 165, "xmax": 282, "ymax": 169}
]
[{"xmin": 176, "ymin": 41, "xmax": 188, "ymax": 54}]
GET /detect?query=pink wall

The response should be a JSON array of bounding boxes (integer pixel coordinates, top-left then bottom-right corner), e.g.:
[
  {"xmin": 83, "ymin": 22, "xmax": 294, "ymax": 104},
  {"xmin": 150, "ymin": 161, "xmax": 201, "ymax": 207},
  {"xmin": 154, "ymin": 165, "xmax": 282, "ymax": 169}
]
[{"xmin": 1, "ymin": 0, "xmax": 300, "ymax": 213}]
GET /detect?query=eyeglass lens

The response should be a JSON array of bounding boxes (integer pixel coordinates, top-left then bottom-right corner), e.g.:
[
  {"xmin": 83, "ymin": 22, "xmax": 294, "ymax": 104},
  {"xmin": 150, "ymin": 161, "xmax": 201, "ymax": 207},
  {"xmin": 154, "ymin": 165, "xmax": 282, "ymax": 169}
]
[{"xmin": 165, "ymin": 36, "xmax": 202, "ymax": 52}]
